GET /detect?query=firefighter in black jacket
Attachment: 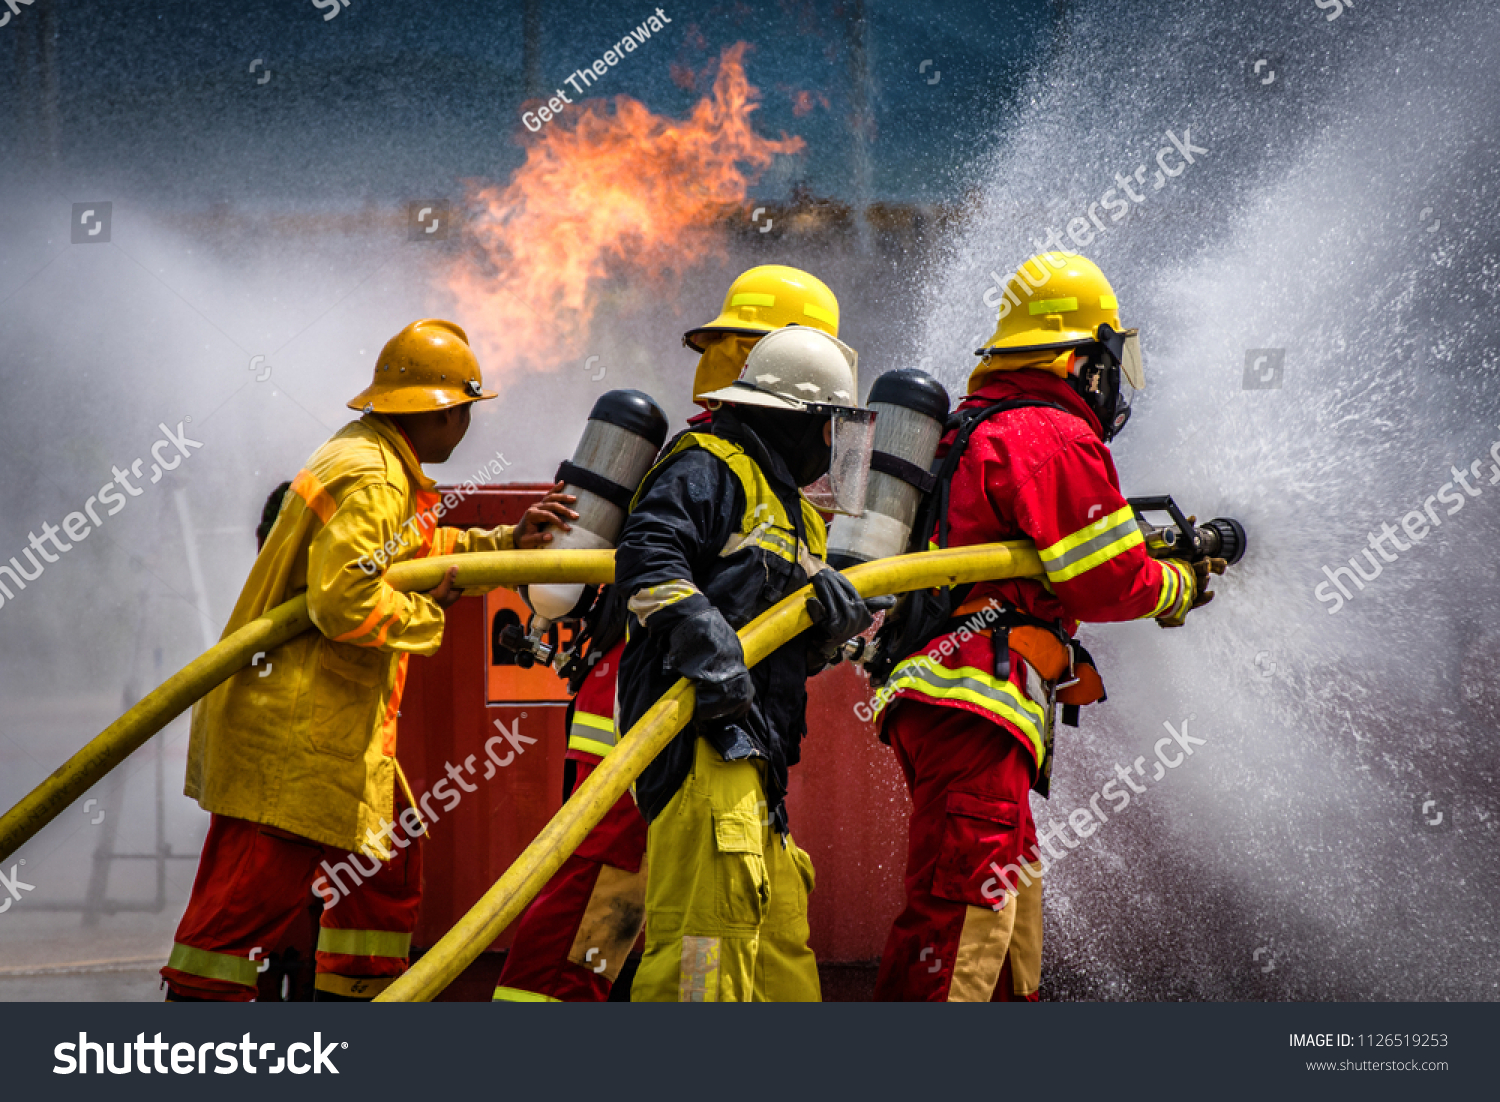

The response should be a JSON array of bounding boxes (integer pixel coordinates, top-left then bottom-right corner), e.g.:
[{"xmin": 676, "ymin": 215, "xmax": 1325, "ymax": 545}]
[{"xmin": 617, "ymin": 325, "xmax": 880, "ymax": 1001}]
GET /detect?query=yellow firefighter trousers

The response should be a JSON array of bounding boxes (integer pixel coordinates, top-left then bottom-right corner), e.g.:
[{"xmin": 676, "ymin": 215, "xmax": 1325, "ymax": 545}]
[{"xmin": 631, "ymin": 736, "xmax": 821, "ymax": 1002}]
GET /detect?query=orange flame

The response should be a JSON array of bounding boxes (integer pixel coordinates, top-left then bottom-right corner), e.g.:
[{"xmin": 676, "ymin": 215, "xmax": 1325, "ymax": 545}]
[{"xmin": 448, "ymin": 44, "xmax": 803, "ymax": 383}]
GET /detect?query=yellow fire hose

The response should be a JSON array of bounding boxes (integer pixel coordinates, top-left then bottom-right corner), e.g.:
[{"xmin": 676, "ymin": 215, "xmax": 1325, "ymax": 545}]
[
  {"xmin": 376, "ymin": 540, "xmax": 1043, "ymax": 1003},
  {"xmin": 0, "ymin": 550, "xmax": 616, "ymax": 865}
]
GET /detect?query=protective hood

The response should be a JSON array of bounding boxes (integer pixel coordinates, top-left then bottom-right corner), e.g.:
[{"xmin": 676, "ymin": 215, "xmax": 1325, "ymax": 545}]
[
  {"xmin": 692, "ymin": 334, "xmax": 760, "ymax": 406},
  {"xmin": 968, "ymin": 347, "xmax": 1076, "ymax": 392},
  {"xmin": 731, "ymin": 406, "xmax": 832, "ymax": 487},
  {"xmin": 964, "ymin": 368, "xmax": 1106, "ymax": 441}
]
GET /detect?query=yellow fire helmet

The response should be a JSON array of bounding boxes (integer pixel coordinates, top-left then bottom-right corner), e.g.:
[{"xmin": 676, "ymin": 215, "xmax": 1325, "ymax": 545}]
[
  {"xmin": 974, "ymin": 253, "xmax": 1144, "ymax": 440},
  {"xmin": 683, "ymin": 264, "xmax": 840, "ymax": 353},
  {"xmin": 980, "ymin": 252, "xmax": 1124, "ymax": 360},
  {"xmin": 346, "ymin": 318, "xmax": 498, "ymax": 414}
]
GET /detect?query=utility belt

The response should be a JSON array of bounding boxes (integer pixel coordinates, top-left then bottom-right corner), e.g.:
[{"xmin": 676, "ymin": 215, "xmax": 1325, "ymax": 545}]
[
  {"xmin": 912, "ymin": 596, "xmax": 1108, "ymax": 798},
  {"xmin": 948, "ymin": 596, "xmax": 1108, "ymax": 729}
]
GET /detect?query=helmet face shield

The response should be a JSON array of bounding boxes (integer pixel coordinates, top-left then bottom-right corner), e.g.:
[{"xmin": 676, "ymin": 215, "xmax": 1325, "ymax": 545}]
[
  {"xmin": 801, "ymin": 406, "xmax": 875, "ymax": 515},
  {"xmin": 1100, "ymin": 324, "xmax": 1141, "ymax": 439},
  {"xmin": 1098, "ymin": 324, "xmax": 1144, "ymax": 390},
  {"xmin": 1118, "ymin": 329, "xmax": 1144, "ymax": 390}
]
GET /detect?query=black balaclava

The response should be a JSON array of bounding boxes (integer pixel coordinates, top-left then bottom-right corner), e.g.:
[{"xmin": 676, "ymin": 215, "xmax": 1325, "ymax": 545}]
[{"xmin": 733, "ymin": 405, "xmax": 831, "ymax": 487}]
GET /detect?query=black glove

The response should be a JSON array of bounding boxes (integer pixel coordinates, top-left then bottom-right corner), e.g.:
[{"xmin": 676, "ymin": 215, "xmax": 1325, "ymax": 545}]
[
  {"xmin": 806, "ymin": 568, "xmax": 877, "ymax": 645},
  {"xmin": 667, "ymin": 608, "xmax": 755, "ymax": 722}
]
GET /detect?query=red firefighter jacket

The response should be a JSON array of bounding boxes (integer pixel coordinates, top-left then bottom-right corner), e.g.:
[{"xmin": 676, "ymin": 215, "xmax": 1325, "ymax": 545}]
[{"xmin": 879, "ymin": 370, "xmax": 1192, "ymax": 771}]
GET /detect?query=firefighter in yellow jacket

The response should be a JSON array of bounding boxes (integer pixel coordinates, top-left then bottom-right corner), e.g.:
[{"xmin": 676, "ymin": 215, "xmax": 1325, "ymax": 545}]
[{"xmin": 161, "ymin": 319, "xmax": 577, "ymax": 1001}]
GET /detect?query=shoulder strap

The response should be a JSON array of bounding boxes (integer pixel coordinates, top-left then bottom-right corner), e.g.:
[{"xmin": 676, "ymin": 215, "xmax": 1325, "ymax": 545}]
[
  {"xmin": 918, "ymin": 399, "xmax": 1071, "ymax": 555},
  {"xmin": 630, "ymin": 430, "xmax": 711, "ymax": 512}
]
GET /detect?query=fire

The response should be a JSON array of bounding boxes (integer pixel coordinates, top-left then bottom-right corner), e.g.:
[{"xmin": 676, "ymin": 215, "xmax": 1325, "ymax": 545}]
[{"xmin": 448, "ymin": 44, "xmax": 803, "ymax": 383}]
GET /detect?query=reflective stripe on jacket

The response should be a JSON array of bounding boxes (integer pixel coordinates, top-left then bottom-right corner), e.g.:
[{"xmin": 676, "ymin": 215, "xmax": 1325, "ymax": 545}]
[
  {"xmin": 567, "ymin": 640, "xmax": 624, "ymax": 760},
  {"xmin": 881, "ymin": 652, "xmax": 1051, "ymax": 766},
  {"xmin": 882, "ymin": 371, "xmax": 1187, "ymax": 770},
  {"xmin": 616, "ymin": 414, "xmax": 829, "ymax": 824},
  {"xmin": 185, "ymin": 414, "xmax": 515, "ymax": 854}
]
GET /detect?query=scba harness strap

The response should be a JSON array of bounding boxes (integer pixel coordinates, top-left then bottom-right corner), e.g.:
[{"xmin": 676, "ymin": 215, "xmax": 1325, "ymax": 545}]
[
  {"xmin": 870, "ymin": 399, "xmax": 1072, "ymax": 687},
  {"xmin": 951, "ymin": 596, "xmax": 1108, "ymax": 729},
  {"xmin": 869, "ymin": 398, "xmax": 1109, "ymax": 787}
]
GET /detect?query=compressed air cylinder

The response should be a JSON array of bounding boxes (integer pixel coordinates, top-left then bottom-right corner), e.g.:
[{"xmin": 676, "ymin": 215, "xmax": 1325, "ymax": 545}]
[
  {"xmin": 826, "ymin": 368, "xmax": 951, "ymax": 570},
  {"xmin": 525, "ymin": 389, "xmax": 669, "ymax": 621}
]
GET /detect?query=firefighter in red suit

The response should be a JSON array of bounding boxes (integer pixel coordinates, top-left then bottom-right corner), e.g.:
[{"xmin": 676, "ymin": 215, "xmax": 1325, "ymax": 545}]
[
  {"xmin": 492, "ymin": 266, "xmax": 843, "ymax": 1001},
  {"xmin": 490, "ymin": 614, "xmax": 646, "ymax": 1002},
  {"xmin": 873, "ymin": 253, "xmax": 1219, "ymax": 1002}
]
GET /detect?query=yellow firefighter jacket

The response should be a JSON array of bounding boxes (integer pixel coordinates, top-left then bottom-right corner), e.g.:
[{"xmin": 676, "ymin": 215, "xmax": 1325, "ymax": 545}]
[{"xmin": 185, "ymin": 414, "xmax": 514, "ymax": 855}]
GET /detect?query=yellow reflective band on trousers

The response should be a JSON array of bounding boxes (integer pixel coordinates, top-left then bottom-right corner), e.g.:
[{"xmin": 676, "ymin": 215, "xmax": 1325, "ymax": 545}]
[
  {"xmin": 1007, "ymin": 862, "xmax": 1044, "ymax": 997},
  {"xmin": 167, "ymin": 943, "xmax": 263, "ymax": 988},
  {"xmin": 492, "ymin": 986, "xmax": 561, "ymax": 1002},
  {"xmin": 881, "ymin": 656, "xmax": 1049, "ymax": 766},
  {"xmin": 1036, "ymin": 505, "xmax": 1144, "ymax": 584},
  {"xmin": 948, "ymin": 902, "xmax": 1016, "ymax": 1003},
  {"xmin": 316, "ymin": 928, "xmax": 412, "ymax": 959},
  {"xmin": 568, "ymin": 710, "xmax": 616, "ymax": 758},
  {"xmin": 631, "ymin": 737, "xmax": 820, "ymax": 1003}
]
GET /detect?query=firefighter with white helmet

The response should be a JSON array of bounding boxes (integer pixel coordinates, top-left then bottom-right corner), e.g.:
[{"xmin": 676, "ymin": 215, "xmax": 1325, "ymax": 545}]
[
  {"xmin": 616, "ymin": 322, "xmax": 881, "ymax": 1002},
  {"xmin": 493, "ymin": 266, "xmax": 855, "ymax": 1002}
]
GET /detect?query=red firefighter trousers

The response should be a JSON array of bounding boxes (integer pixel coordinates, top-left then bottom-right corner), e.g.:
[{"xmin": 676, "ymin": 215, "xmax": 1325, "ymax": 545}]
[
  {"xmin": 162, "ymin": 801, "xmax": 421, "ymax": 1001},
  {"xmin": 492, "ymin": 757, "xmax": 649, "ymax": 1001},
  {"xmin": 875, "ymin": 700, "xmax": 1043, "ymax": 1002}
]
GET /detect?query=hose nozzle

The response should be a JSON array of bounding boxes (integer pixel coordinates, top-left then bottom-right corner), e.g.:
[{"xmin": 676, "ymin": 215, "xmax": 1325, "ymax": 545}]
[{"xmin": 1127, "ymin": 495, "xmax": 1248, "ymax": 566}]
